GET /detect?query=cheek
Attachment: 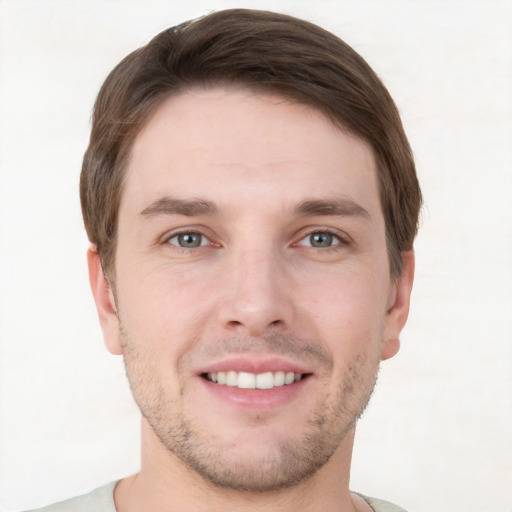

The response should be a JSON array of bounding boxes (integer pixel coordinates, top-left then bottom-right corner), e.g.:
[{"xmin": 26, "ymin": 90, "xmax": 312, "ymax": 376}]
[
  {"xmin": 303, "ymin": 266, "xmax": 388, "ymax": 318},
  {"xmin": 115, "ymin": 264, "xmax": 214, "ymax": 358},
  {"xmin": 300, "ymin": 268, "xmax": 389, "ymax": 351}
]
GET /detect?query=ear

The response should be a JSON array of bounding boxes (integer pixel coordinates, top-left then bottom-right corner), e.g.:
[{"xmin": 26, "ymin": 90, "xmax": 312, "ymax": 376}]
[
  {"xmin": 381, "ymin": 250, "xmax": 415, "ymax": 361},
  {"xmin": 87, "ymin": 246, "xmax": 122, "ymax": 355}
]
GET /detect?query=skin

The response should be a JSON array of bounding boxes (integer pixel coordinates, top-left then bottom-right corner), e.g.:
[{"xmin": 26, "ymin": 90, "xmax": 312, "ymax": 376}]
[{"xmin": 88, "ymin": 87, "xmax": 414, "ymax": 512}]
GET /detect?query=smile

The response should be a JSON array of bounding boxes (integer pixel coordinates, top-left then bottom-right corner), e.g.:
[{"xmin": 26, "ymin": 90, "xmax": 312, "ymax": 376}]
[{"xmin": 205, "ymin": 371, "xmax": 305, "ymax": 389}]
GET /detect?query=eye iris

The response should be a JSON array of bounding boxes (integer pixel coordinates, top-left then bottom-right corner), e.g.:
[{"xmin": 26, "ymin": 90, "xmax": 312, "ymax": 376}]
[
  {"xmin": 178, "ymin": 233, "xmax": 202, "ymax": 248},
  {"xmin": 310, "ymin": 232, "xmax": 333, "ymax": 248}
]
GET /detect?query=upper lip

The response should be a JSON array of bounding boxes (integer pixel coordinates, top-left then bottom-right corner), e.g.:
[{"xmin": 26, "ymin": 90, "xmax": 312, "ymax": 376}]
[{"xmin": 197, "ymin": 356, "xmax": 311, "ymax": 376}]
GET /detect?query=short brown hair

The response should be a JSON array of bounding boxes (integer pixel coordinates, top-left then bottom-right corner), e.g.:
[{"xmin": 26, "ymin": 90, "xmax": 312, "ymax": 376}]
[{"xmin": 80, "ymin": 8, "xmax": 421, "ymax": 278}]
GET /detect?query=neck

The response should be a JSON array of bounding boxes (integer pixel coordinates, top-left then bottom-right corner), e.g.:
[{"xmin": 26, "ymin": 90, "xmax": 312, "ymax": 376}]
[{"xmin": 114, "ymin": 420, "xmax": 364, "ymax": 512}]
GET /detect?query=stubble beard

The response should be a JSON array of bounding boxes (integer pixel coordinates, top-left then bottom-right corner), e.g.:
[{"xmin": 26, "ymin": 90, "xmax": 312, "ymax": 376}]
[{"xmin": 121, "ymin": 330, "xmax": 380, "ymax": 493}]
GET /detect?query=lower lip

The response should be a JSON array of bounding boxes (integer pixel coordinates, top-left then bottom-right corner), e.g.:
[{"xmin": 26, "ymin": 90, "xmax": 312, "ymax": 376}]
[{"xmin": 198, "ymin": 376, "xmax": 310, "ymax": 409}]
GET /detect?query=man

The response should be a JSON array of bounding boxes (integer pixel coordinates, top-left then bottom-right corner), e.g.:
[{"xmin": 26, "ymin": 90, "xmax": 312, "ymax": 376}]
[{"xmin": 29, "ymin": 8, "xmax": 421, "ymax": 512}]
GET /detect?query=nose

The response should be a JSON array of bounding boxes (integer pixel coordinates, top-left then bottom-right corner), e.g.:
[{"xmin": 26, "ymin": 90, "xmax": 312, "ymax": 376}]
[{"xmin": 217, "ymin": 248, "xmax": 294, "ymax": 337}]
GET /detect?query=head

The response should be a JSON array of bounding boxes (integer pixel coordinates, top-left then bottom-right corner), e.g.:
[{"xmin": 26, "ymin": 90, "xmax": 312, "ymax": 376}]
[
  {"xmin": 83, "ymin": 9, "xmax": 421, "ymax": 494},
  {"xmin": 80, "ymin": 8, "xmax": 421, "ymax": 281}
]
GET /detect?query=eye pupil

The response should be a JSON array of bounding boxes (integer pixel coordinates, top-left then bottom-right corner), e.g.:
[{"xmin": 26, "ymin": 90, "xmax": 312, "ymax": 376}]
[
  {"xmin": 310, "ymin": 232, "xmax": 333, "ymax": 247},
  {"xmin": 178, "ymin": 233, "xmax": 202, "ymax": 248}
]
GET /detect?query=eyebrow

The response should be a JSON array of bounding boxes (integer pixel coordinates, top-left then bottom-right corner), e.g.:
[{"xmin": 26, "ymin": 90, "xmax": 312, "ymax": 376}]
[
  {"xmin": 140, "ymin": 196, "xmax": 370, "ymax": 220},
  {"xmin": 294, "ymin": 198, "xmax": 370, "ymax": 220},
  {"xmin": 140, "ymin": 197, "xmax": 218, "ymax": 217}
]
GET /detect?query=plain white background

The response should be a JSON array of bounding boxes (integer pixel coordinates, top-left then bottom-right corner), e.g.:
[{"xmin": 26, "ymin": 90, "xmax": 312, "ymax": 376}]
[{"xmin": 0, "ymin": 1, "xmax": 510, "ymax": 511}]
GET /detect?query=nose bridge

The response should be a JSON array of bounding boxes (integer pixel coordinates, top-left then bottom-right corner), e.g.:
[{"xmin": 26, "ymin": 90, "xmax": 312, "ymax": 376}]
[
  {"xmin": 239, "ymin": 248, "xmax": 276, "ymax": 300},
  {"xmin": 219, "ymin": 242, "xmax": 292, "ymax": 335}
]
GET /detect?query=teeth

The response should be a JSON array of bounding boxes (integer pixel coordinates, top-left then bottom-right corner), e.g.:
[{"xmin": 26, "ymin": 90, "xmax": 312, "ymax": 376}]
[
  {"xmin": 226, "ymin": 371, "xmax": 237, "ymax": 386},
  {"xmin": 237, "ymin": 372, "xmax": 256, "ymax": 389},
  {"xmin": 274, "ymin": 371, "xmax": 285, "ymax": 386},
  {"xmin": 256, "ymin": 372, "xmax": 274, "ymax": 389},
  {"xmin": 206, "ymin": 370, "xmax": 304, "ymax": 389}
]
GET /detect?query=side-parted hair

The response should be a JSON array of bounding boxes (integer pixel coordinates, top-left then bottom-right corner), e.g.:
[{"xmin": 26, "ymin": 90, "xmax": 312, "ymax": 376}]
[{"xmin": 80, "ymin": 8, "xmax": 421, "ymax": 279}]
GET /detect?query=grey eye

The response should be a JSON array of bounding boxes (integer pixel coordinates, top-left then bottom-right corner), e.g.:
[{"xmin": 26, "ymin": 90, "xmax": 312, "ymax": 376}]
[
  {"xmin": 309, "ymin": 232, "xmax": 334, "ymax": 248},
  {"xmin": 297, "ymin": 231, "xmax": 341, "ymax": 249},
  {"xmin": 170, "ymin": 232, "xmax": 205, "ymax": 248}
]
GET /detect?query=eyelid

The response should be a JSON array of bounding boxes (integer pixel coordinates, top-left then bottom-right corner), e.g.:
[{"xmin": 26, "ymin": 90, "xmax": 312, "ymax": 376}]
[
  {"xmin": 294, "ymin": 227, "xmax": 351, "ymax": 247},
  {"xmin": 168, "ymin": 232, "xmax": 209, "ymax": 248},
  {"xmin": 159, "ymin": 225, "xmax": 350, "ymax": 249},
  {"xmin": 161, "ymin": 227, "xmax": 217, "ymax": 247}
]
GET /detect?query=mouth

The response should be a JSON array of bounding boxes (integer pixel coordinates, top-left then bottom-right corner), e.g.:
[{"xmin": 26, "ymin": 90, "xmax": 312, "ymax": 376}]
[{"xmin": 202, "ymin": 370, "xmax": 309, "ymax": 390}]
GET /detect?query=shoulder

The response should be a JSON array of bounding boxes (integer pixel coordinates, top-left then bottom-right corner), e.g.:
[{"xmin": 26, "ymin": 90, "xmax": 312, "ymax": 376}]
[
  {"xmin": 22, "ymin": 481, "xmax": 118, "ymax": 512},
  {"xmin": 357, "ymin": 493, "xmax": 409, "ymax": 512}
]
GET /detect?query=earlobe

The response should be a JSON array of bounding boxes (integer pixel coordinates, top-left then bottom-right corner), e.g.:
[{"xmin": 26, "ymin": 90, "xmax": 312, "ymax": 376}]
[
  {"xmin": 381, "ymin": 251, "xmax": 415, "ymax": 361},
  {"xmin": 87, "ymin": 246, "xmax": 122, "ymax": 355}
]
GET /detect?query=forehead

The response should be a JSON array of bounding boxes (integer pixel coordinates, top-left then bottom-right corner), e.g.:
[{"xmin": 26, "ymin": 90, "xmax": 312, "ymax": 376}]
[{"xmin": 122, "ymin": 87, "xmax": 380, "ymax": 217}]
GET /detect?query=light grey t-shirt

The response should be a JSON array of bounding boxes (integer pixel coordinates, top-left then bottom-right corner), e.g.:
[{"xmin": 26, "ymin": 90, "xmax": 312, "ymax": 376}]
[
  {"xmin": 25, "ymin": 481, "xmax": 408, "ymax": 512},
  {"xmin": 25, "ymin": 481, "xmax": 117, "ymax": 512}
]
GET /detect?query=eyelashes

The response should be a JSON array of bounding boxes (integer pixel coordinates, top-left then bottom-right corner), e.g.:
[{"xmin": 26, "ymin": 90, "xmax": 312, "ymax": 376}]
[
  {"xmin": 296, "ymin": 230, "xmax": 345, "ymax": 249},
  {"xmin": 164, "ymin": 227, "xmax": 350, "ymax": 253},
  {"xmin": 168, "ymin": 232, "xmax": 210, "ymax": 249}
]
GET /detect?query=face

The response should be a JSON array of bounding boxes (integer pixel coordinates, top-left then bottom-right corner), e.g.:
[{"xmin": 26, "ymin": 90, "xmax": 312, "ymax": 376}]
[{"xmin": 89, "ymin": 87, "xmax": 414, "ymax": 492}]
